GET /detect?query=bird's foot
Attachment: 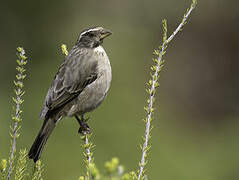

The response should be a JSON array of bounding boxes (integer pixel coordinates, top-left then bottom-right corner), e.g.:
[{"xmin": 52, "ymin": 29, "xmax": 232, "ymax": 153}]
[
  {"xmin": 78, "ymin": 115, "xmax": 91, "ymax": 135},
  {"xmin": 75, "ymin": 115, "xmax": 91, "ymax": 135},
  {"xmin": 78, "ymin": 121, "xmax": 91, "ymax": 135}
]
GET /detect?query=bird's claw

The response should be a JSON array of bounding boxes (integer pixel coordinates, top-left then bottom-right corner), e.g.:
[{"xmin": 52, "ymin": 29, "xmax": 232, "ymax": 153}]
[{"xmin": 78, "ymin": 121, "xmax": 91, "ymax": 135}]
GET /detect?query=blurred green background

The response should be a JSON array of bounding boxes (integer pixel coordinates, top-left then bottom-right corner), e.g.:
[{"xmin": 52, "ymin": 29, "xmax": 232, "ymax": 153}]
[{"xmin": 1, "ymin": 0, "xmax": 239, "ymax": 179}]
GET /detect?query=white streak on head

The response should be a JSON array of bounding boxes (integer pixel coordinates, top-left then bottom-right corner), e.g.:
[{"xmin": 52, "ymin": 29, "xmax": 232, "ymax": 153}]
[{"xmin": 80, "ymin": 27, "xmax": 103, "ymax": 38}]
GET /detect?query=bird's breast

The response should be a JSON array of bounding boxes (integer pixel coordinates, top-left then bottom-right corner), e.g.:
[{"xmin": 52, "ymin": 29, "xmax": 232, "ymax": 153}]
[
  {"xmin": 94, "ymin": 46, "xmax": 106, "ymax": 54},
  {"xmin": 94, "ymin": 46, "xmax": 112, "ymax": 93},
  {"xmin": 75, "ymin": 46, "xmax": 111, "ymax": 114}
]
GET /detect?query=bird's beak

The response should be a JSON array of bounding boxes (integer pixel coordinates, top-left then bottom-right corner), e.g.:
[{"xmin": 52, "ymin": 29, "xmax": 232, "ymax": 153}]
[{"xmin": 100, "ymin": 29, "xmax": 112, "ymax": 39}]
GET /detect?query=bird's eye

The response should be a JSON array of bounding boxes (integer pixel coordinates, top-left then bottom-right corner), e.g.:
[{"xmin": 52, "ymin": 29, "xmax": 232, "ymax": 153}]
[{"xmin": 88, "ymin": 32, "xmax": 94, "ymax": 37}]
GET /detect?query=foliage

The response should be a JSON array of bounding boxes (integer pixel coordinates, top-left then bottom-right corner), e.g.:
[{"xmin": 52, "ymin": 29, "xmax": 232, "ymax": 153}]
[
  {"xmin": 78, "ymin": 157, "xmax": 137, "ymax": 180},
  {"xmin": 7, "ymin": 47, "xmax": 28, "ymax": 180},
  {"xmin": 31, "ymin": 161, "xmax": 43, "ymax": 180},
  {"xmin": 0, "ymin": 47, "xmax": 44, "ymax": 180},
  {"xmin": 14, "ymin": 149, "xmax": 27, "ymax": 180},
  {"xmin": 137, "ymin": 0, "xmax": 197, "ymax": 179},
  {"xmin": 0, "ymin": 159, "xmax": 7, "ymax": 180}
]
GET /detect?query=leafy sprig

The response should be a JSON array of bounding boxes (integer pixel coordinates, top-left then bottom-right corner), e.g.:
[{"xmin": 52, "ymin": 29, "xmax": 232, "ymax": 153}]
[
  {"xmin": 7, "ymin": 47, "xmax": 28, "ymax": 180},
  {"xmin": 137, "ymin": 0, "xmax": 197, "ymax": 179}
]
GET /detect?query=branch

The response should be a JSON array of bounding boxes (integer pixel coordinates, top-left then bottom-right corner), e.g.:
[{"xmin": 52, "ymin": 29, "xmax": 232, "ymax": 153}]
[
  {"xmin": 81, "ymin": 134, "xmax": 94, "ymax": 180},
  {"xmin": 7, "ymin": 47, "xmax": 28, "ymax": 180},
  {"xmin": 167, "ymin": 0, "xmax": 197, "ymax": 44},
  {"xmin": 137, "ymin": 1, "xmax": 197, "ymax": 179},
  {"xmin": 84, "ymin": 135, "xmax": 92, "ymax": 167},
  {"xmin": 32, "ymin": 160, "xmax": 44, "ymax": 180}
]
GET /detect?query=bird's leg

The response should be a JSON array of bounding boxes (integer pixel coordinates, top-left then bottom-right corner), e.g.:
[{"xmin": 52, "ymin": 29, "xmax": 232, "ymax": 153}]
[{"xmin": 75, "ymin": 115, "xmax": 91, "ymax": 135}]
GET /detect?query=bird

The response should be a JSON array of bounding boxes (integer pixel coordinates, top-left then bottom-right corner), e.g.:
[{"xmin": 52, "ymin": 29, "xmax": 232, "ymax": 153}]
[{"xmin": 28, "ymin": 26, "xmax": 112, "ymax": 163}]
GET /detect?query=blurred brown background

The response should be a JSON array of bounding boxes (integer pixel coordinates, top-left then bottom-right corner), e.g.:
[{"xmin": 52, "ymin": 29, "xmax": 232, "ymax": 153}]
[{"xmin": 0, "ymin": 0, "xmax": 239, "ymax": 179}]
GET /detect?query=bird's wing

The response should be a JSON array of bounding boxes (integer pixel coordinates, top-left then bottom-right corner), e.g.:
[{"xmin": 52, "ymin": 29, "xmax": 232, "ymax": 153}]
[{"xmin": 40, "ymin": 47, "xmax": 98, "ymax": 119}]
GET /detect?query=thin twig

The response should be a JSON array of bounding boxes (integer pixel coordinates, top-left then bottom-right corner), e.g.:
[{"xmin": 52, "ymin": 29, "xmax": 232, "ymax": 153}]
[
  {"xmin": 7, "ymin": 122, "xmax": 19, "ymax": 180},
  {"xmin": 137, "ymin": 1, "xmax": 197, "ymax": 179},
  {"xmin": 85, "ymin": 134, "xmax": 92, "ymax": 167},
  {"xmin": 167, "ymin": 0, "xmax": 197, "ymax": 44},
  {"xmin": 82, "ymin": 133, "xmax": 93, "ymax": 180},
  {"xmin": 7, "ymin": 47, "xmax": 28, "ymax": 180},
  {"xmin": 32, "ymin": 160, "xmax": 44, "ymax": 180}
]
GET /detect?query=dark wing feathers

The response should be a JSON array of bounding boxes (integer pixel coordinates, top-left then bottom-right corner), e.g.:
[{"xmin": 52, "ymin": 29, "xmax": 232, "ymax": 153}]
[{"xmin": 40, "ymin": 46, "xmax": 98, "ymax": 119}]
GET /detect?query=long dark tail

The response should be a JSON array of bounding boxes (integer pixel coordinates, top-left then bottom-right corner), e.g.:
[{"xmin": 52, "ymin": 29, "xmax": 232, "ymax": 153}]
[{"xmin": 28, "ymin": 118, "xmax": 56, "ymax": 163}]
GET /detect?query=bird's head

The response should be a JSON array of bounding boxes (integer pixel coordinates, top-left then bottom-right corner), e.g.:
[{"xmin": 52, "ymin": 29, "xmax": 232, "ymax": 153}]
[{"xmin": 77, "ymin": 27, "xmax": 112, "ymax": 48}]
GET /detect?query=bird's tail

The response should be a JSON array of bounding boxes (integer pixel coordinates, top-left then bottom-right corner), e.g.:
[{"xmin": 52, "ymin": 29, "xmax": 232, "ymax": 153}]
[{"xmin": 28, "ymin": 118, "xmax": 56, "ymax": 163}]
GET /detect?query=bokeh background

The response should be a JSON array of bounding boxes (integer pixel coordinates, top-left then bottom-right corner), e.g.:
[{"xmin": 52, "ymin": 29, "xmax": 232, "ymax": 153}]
[{"xmin": 0, "ymin": 0, "xmax": 239, "ymax": 179}]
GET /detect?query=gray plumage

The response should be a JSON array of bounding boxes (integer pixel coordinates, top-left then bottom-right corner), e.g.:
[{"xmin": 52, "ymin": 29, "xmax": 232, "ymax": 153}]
[{"xmin": 29, "ymin": 27, "xmax": 112, "ymax": 162}]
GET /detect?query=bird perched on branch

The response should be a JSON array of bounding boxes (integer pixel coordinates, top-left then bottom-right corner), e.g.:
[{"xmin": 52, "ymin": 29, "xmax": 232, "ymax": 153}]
[{"xmin": 28, "ymin": 27, "xmax": 112, "ymax": 163}]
